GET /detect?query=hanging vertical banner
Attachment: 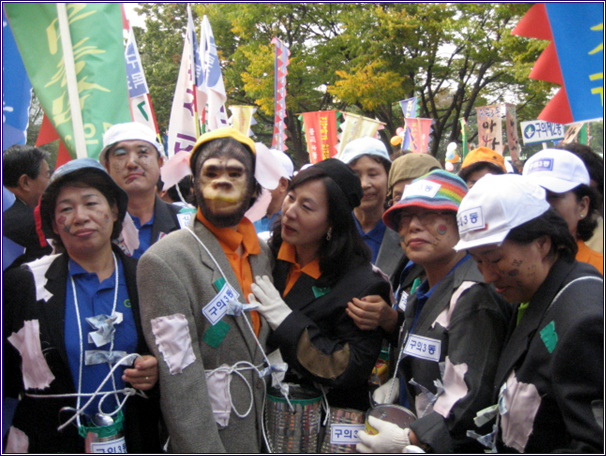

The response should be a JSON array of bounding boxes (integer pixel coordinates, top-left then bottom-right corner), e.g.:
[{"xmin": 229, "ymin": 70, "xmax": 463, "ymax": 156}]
[
  {"xmin": 476, "ymin": 105, "xmax": 503, "ymax": 154},
  {"xmin": 167, "ymin": 4, "xmax": 198, "ymax": 157},
  {"xmin": 198, "ymin": 15, "xmax": 228, "ymax": 131},
  {"xmin": 337, "ymin": 113, "xmax": 385, "ymax": 154},
  {"xmin": 504, "ymin": 103, "xmax": 520, "ymax": 163},
  {"xmin": 271, "ymin": 37, "xmax": 290, "ymax": 151},
  {"xmin": 459, "ymin": 118, "xmax": 469, "ymax": 158},
  {"xmin": 399, "ymin": 97, "xmax": 418, "ymax": 150},
  {"xmin": 301, "ymin": 111, "xmax": 338, "ymax": 164},
  {"xmin": 5, "ymin": 3, "xmax": 131, "ymax": 159},
  {"xmin": 405, "ymin": 118, "xmax": 433, "ymax": 154},
  {"xmin": 2, "ymin": 7, "xmax": 32, "ymax": 150},
  {"xmin": 124, "ymin": 24, "xmax": 158, "ymax": 136},
  {"xmin": 229, "ymin": 105, "xmax": 256, "ymax": 136}
]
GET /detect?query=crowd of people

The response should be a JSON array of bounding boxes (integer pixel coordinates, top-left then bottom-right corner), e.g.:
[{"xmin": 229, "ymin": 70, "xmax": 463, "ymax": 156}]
[{"xmin": 2, "ymin": 121, "xmax": 603, "ymax": 453}]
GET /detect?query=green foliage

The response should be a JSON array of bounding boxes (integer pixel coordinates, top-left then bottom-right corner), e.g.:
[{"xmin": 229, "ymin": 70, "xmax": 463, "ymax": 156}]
[{"xmin": 132, "ymin": 2, "xmax": 601, "ymax": 167}]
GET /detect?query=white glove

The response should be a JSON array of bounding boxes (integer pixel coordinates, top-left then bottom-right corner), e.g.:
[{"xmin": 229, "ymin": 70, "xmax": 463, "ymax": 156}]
[
  {"xmin": 372, "ymin": 377, "xmax": 400, "ymax": 404},
  {"xmin": 357, "ymin": 416, "xmax": 410, "ymax": 453},
  {"xmin": 404, "ymin": 445, "xmax": 426, "ymax": 453},
  {"xmin": 249, "ymin": 275, "xmax": 292, "ymax": 330}
]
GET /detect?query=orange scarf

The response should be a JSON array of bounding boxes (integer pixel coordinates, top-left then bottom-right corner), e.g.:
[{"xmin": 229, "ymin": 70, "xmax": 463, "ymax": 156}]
[{"xmin": 197, "ymin": 210, "xmax": 262, "ymax": 335}]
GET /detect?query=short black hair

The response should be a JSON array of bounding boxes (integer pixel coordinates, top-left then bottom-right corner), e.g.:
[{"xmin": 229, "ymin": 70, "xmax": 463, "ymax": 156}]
[
  {"xmin": 42, "ymin": 171, "xmax": 125, "ymax": 250},
  {"xmin": 506, "ymin": 208, "xmax": 577, "ymax": 262},
  {"xmin": 3, "ymin": 145, "xmax": 50, "ymax": 187},
  {"xmin": 269, "ymin": 166, "xmax": 371, "ymax": 287},
  {"xmin": 571, "ymin": 184, "xmax": 600, "ymax": 242}
]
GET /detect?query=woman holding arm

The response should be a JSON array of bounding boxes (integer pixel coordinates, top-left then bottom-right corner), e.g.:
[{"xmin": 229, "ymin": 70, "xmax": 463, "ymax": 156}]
[
  {"xmin": 250, "ymin": 158, "xmax": 391, "ymax": 411},
  {"xmin": 3, "ymin": 158, "xmax": 161, "ymax": 453}
]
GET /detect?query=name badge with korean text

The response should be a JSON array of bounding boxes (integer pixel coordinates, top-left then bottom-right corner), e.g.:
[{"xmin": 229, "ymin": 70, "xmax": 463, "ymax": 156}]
[
  {"xmin": 403, "ymin": 334, "xmax": 441, "ymax": 362},
  {"xmin": 330, "ymin": 424, "xmax": 365, "ymax": 445},
  {"xmin": 203, "ymin": 283, "xmax": 240, "ymax": 325}
]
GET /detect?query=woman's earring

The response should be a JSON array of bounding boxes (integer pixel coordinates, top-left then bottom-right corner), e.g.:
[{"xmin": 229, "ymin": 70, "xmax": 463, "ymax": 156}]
[{"xmin": 326, "ymin": 227, "xmax": 333, "ymax": 241}]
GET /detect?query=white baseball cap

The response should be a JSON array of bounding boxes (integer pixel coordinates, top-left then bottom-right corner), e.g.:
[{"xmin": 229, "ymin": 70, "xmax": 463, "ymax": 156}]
[
  {"xmin": 255, "ymin": 143, "xmax": 294, "ymax": 190},
  {"xmin": 522, "ymin": 148, "xmax": 589, "ymax": 193},
  {"xmin": 99, "ymin": 122, "xmax": 164, "ymax": 165},
  {"xmin": 454, "ymin": 173, "xmax": 550, "ymax": 251},
  {"xmin": 339, "ymin": 137, "xmax": 391, "ymax": 165}
]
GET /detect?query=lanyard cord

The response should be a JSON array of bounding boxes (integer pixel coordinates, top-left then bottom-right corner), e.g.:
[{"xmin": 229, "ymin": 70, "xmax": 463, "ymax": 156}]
[
  {"xmin": 184, "ymin": 227, "xmax": 275, "ymax": 371},
  {"xmin": 70, "ymin": 252, "xmax": 119, "ymax": 428}
]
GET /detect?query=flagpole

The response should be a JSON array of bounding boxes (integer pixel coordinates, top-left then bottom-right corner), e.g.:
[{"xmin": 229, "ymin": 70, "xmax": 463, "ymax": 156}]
[{"xmin": 56, "ymin": 3, "xmax": 87, "ymax": 158}]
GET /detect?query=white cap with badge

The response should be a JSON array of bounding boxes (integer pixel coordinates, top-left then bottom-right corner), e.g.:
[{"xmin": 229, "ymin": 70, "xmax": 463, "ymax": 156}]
[
  {"xmin": 522, "ymin": 148, "xmax": 590, "ymax": 193},
  {"xmin": 454, "ymin": 173, "xmax": 550, "ymax": 251}
]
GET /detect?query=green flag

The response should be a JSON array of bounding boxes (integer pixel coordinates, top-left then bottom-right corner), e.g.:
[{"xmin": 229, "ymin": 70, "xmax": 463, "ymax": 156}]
[
  {"xmin": 459, "ymin": 118, "xmax": 469, "ymax": 158},
  {"xmin": 5, "ymin": 3, "xmax": 131, "ymax": 160}
]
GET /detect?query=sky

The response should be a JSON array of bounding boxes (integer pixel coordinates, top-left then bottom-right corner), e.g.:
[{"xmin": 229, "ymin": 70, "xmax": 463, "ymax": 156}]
[{"xmin": 123, "ymin": 3, "xmax": 145, "ymax": 28}]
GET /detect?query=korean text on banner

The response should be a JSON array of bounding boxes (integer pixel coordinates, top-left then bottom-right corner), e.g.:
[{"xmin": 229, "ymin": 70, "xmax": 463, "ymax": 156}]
[
  {"xmin": 301, "ymin": 111, "xmax": 339, "ymax": 164},
  {"xmin": 520, "ymin": 120, "xmax": 565, "ymax": 145},
  {"xmin": 476, "ymin": 105, "xmax": 503, "ymax": 154},
  {"xmin": 125, "ymin": 27, "xmax": 157, "ymax": 134},
  {"xmin": 5, "ymin": 3, "xmax": 131, "ymax": 160}
]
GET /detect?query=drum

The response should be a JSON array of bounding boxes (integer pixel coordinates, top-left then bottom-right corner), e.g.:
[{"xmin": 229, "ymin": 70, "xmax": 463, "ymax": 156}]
[{"xmin": 265, "ymin": 385, "xmax": 322, "ymax": 453}]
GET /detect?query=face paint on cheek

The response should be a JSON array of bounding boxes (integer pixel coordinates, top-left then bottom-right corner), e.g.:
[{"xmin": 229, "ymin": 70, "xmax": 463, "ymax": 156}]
[{"xmin": 436, "ymin": 224, "xmax": 448, "ymax": 235}]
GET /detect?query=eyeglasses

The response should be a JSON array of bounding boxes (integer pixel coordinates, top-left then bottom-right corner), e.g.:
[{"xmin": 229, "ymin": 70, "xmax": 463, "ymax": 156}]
[{"xmin": 397, "ymin": 211, "xmax": 453, "ymax": 227}]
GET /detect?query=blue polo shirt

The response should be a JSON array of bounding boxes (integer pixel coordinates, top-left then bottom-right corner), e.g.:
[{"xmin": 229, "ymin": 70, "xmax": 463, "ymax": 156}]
[
  {"xmin": 64, "ymin": 257, "xmax": 137, "ymax": 420},
  {"xmin": 253, "ymin": 211, "xmax": 281, "ymax": 235},
  {"xmin": 354, "ymin": 215, "xmax": 386, "ymax": 264},
  {"xmin": 131, "ymin": 213, "xmax": 154, "ymax": 259}
]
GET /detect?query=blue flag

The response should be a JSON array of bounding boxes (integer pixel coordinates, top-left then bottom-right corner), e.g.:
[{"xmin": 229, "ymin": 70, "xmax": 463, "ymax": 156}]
[{"xmin": 2, "ymin": 8, "xmax": 32, "ymax": 150}]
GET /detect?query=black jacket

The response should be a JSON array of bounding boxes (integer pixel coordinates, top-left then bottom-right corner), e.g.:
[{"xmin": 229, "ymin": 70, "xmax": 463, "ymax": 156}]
[
  {"xmin": 493, "ymin": 259, "xmax": 603, "ymax": 453},
  {"xmin": 3, "ymin": 247, "xmax": 162, "ymax": 453},
  {"xmin": 271, "ymin": 257, "xmax": 391, "ymax": 411}
]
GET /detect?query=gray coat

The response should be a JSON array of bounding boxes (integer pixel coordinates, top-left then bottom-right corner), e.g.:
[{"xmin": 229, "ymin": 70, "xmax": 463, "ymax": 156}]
[{"xmin": 137, "ymin": 220, "xmax": 272, "ymax": 453}]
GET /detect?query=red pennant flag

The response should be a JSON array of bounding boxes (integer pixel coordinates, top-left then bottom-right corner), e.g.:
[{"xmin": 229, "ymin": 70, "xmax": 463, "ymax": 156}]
[
  {"xmin": 36, "ymin": 112, "xmax": 73, "ymax": 168},
  {"xmin": 301, "ymin": 111, "xmax": 339, "ymax": 163}
]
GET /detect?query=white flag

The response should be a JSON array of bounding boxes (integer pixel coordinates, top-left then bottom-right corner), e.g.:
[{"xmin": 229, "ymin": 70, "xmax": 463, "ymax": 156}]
[
  {"xmin": 124, "ymin": 27, "xmax": 157, "ymax": 134},
  {"xmin": 166, "ymin": 5, "xmax": 198, "ymax": 158},
  {"xmin": 198, "ymin": 15, "xmax": 228, "ymax": 131}
]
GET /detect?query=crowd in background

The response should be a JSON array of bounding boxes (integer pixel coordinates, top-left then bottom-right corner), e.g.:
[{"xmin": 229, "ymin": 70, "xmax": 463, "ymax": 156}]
[{"xmin": 2, "ymin": 124, "xmax": 603, "ymax": 453}]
